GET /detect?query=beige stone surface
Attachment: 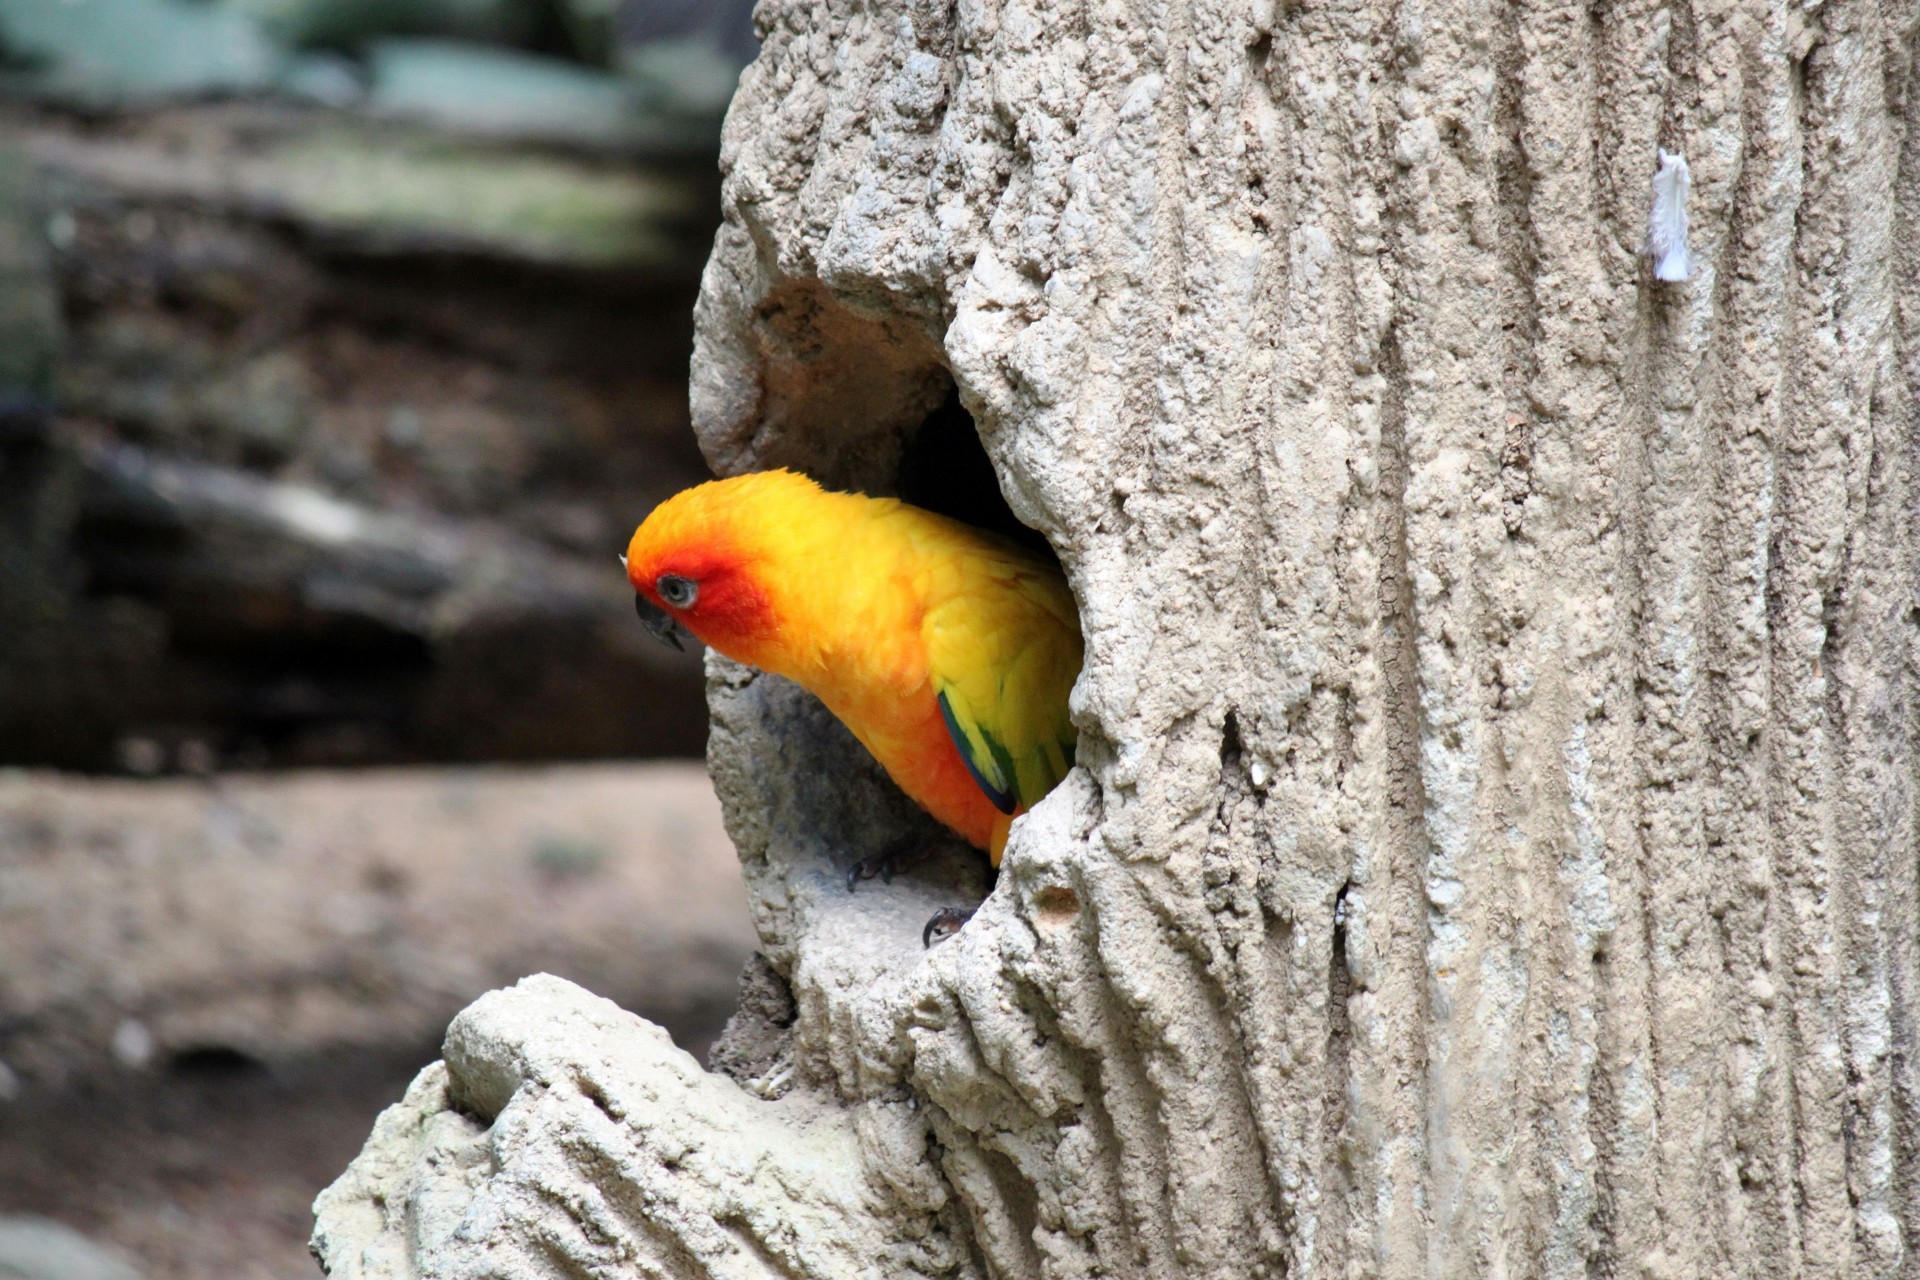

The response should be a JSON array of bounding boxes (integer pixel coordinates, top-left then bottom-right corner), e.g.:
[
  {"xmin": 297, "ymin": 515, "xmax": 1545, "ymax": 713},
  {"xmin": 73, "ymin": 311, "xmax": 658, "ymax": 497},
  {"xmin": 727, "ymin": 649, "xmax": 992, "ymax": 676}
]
[
  {"xmin": 316, "ymin": 0, "xmax": 1920, "ymax": 1273},
  {"xmin": 0, "ymin": 764, "xmax": 752, "ymax": 1083},
  {"xmin": 313, "ymin": 976, "xmax": 937, "ymax": 1280}
]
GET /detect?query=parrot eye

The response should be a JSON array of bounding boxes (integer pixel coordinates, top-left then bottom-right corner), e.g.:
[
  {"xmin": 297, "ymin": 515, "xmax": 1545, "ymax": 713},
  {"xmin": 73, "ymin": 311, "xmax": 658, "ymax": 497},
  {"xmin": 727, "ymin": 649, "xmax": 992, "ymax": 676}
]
[{"xmin": 656, "ymin": 574, "xmax": 698, "ymax": 609}]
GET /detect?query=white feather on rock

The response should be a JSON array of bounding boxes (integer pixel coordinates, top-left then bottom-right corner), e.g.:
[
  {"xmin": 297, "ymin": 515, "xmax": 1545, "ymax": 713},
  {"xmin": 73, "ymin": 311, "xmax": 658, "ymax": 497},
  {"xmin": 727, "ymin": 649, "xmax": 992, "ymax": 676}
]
[{"xmin": 1648, "ymin": 148, "xmax": 1692, "ymax": 282}]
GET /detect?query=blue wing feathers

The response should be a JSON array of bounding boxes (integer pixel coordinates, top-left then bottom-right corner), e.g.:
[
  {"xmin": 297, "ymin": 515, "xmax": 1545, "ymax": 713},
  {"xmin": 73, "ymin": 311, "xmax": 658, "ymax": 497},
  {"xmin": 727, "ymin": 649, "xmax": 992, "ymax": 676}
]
[{"xmin": 939, "ymin": 689, "xmax": 1018, "ymax": 814}]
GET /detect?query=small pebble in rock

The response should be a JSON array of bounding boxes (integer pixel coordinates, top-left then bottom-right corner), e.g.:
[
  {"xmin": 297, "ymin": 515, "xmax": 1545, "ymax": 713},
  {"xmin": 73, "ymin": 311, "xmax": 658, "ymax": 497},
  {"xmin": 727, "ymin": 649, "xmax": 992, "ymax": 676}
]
[
  {"xmin": 117, "ymin": 738, "xmax": 165, "ymax": 776},
  {"xmin": 176, "ymin": 740, "xmax": 217, "ymax": 776},
  {"xmin": 111, "ymin": 1018, "xmax": 155, "ymax": 1070},
  {"xmin": 384, "ymin": 406, "xmax": 424, "ymax": 448}
]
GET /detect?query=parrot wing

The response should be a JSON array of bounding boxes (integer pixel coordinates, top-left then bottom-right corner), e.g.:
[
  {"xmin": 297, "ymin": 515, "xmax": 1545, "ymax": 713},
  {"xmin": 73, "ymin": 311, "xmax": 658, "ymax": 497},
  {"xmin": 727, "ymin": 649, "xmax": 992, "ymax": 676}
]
[{"xmin": 921, "ymin": 552, "xmax": 1080, "ymax": 816}]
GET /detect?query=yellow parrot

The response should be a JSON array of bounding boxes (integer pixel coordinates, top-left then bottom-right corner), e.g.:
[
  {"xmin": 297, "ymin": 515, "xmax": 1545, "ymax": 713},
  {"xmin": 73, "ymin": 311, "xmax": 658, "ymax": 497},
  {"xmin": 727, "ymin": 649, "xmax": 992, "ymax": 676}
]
[{"xmin": 624, "ymin": 469, "xmax": 1081, "ymax": 940}]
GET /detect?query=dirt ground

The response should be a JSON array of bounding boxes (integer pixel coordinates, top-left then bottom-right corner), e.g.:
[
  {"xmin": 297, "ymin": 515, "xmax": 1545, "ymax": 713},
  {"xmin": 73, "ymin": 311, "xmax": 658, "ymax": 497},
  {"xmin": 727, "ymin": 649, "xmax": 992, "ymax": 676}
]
[
  {"xmin": 0, "ymin": 1045, "xmax": 443, "ymax": 1280},
  {"xmin": 0, "ymin": 762, "xmax": 752, "ymax": 1279},
  {"xmin": 0, "ymin": 1022, "xmax": 725, "ymax": 1280}
]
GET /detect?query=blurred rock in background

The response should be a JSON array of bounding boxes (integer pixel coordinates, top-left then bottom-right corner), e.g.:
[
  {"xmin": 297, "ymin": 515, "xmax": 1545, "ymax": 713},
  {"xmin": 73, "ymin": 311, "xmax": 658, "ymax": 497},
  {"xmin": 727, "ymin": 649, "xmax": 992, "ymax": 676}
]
[
  {"xmin": 0, "ymin": 764, "xmax": 752, "ymax": 1084},
  {"xmin": 0, "ymin": 0, "xmax": 747, "ymax": 773},
  {"xmin": 0, "ymin": 1, "xmax": 757, "ymax": 1276}
]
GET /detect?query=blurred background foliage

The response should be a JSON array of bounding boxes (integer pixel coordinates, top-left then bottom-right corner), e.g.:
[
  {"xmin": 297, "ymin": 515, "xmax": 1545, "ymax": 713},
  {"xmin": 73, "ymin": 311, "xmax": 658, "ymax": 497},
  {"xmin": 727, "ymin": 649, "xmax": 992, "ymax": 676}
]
[
  {"xmin": 0, "ymin": 0, "xmax": 750, "ymax": 123},
  {"xmin": 0, "ymin": 2, "xmax": 759, "ymax": 1276}
]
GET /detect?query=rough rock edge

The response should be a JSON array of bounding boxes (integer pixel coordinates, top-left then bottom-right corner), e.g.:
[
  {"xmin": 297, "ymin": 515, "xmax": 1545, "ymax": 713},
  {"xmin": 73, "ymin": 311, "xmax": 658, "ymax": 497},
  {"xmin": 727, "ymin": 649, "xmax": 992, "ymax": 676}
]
[{"xmin": 313, "ymin": 975, "xmax": 969, "ymax": 1280}]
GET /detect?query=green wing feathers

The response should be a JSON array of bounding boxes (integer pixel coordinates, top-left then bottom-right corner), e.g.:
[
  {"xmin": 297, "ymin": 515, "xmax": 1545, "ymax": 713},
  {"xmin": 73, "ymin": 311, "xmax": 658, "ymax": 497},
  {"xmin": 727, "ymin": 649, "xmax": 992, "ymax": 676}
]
[{"xmin": 922, "ymin": 549, "xmax": 1081, "ymax": 816}]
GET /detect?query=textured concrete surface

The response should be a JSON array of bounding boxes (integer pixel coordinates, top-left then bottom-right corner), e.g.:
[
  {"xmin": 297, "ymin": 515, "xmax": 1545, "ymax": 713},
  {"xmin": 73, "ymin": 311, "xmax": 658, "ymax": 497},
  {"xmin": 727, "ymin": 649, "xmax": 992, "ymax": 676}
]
[{"xmin": 315, "ymin": 0, "xmax": 1920, "ymax": 1272}]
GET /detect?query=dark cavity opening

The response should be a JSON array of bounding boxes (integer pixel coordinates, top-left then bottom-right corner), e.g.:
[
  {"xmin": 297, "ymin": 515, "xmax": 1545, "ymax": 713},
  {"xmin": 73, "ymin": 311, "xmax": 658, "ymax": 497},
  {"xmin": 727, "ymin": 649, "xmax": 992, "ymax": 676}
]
[{"xmin": 894, "ymin": 387, "xmax": 1056, "ymax": 562}]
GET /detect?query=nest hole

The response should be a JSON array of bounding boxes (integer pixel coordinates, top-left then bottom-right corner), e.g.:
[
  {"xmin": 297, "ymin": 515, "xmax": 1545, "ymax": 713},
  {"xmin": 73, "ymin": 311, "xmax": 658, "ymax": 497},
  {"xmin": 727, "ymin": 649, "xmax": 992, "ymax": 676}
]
[
  {"xmin": 732, "ymin": 346, "xmax": 1077, "ymax": 932},
  {"xmin": 893, "ymin": 386, "xmax": 1056, "ymax": 563}
]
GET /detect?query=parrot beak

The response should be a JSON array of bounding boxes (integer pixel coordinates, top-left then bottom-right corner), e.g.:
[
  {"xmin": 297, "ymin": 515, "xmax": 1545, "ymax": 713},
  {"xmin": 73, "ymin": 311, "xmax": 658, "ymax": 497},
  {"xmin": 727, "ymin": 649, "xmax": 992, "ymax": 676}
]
[{"xmin": 635, "ymin": 594, "xmax": 689, "ymax": 651}]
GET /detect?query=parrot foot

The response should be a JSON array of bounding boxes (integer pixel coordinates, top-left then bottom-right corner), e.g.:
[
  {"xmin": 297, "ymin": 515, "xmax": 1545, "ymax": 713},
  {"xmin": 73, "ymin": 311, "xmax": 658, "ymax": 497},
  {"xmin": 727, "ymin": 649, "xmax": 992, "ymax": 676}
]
[
  {"xmin": 846, "ymin": 838, "xmax": 927, "ymax": 892},
  {"xmin": 922, "ymin": 907, "xmax": 975, "ymax": 947}
]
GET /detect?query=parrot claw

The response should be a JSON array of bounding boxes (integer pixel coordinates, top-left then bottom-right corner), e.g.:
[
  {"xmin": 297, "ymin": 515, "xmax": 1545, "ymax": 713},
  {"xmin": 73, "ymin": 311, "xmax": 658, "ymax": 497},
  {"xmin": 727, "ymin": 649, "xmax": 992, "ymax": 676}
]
[
  {"xmin": 846, "ymin": 838, "xmax": 925, "ymax": 892},
  {"xmin": 922, "ymin": 907, "xmax": 975, "ymax": 947}
]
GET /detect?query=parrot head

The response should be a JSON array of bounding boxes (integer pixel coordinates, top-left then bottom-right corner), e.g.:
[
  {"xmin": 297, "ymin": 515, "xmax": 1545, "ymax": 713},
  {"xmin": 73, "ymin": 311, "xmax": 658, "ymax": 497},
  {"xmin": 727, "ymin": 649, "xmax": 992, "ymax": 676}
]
[{"xmin": 623, "ymin": 470, "xmax": 819, "ymax": 671}]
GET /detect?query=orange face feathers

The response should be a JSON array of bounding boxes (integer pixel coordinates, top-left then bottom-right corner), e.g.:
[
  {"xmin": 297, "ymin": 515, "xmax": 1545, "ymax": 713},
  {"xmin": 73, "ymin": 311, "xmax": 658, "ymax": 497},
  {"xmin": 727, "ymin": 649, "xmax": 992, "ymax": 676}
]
[
  {"xmin": 624, "ymin": 470, "xmax": 820, "ymax": 668},
  {"xmin": 631, "ymin": 541, "xmax": 774, "ymax": 653}
]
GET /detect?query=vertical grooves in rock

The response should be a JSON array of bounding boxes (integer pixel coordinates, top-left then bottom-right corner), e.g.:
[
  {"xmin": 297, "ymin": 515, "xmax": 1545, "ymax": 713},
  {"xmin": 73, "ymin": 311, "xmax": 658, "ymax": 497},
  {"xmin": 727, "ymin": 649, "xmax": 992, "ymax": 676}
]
[
  {"xmin": 1622, "ymin": 0, "xmax": 1732, "ymax": 1266},
  {"xmin": 1772, "ymin": 1, "xmax": 1886, "ymax": 1266},
  {"xmin": 1320, "ymin": 883, "xmax": 1353, "ymax": 1263},
  {"xmin": 1885, "ymin": 19, "xmax": 1920, "ymax": 1262},
  {"xmin": 1697, "ymin": 0, "xmax": 1793, "ymax": 1265},
  {"xmin": 1081, "ymin": 916, "xmax": 1183, "ymax": 1276},
  {"xmin": 1344, "ymin": 287, "xmax": 1425, "ymax": 1277}
]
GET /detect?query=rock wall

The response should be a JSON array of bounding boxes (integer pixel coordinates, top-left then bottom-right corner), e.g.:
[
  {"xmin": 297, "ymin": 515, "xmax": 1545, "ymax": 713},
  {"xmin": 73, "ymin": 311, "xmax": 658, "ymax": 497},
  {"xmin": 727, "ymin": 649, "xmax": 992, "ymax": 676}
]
[{"xmin": 316, "ymin": 0, "xmax": 1920, "ymax": 1273}]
